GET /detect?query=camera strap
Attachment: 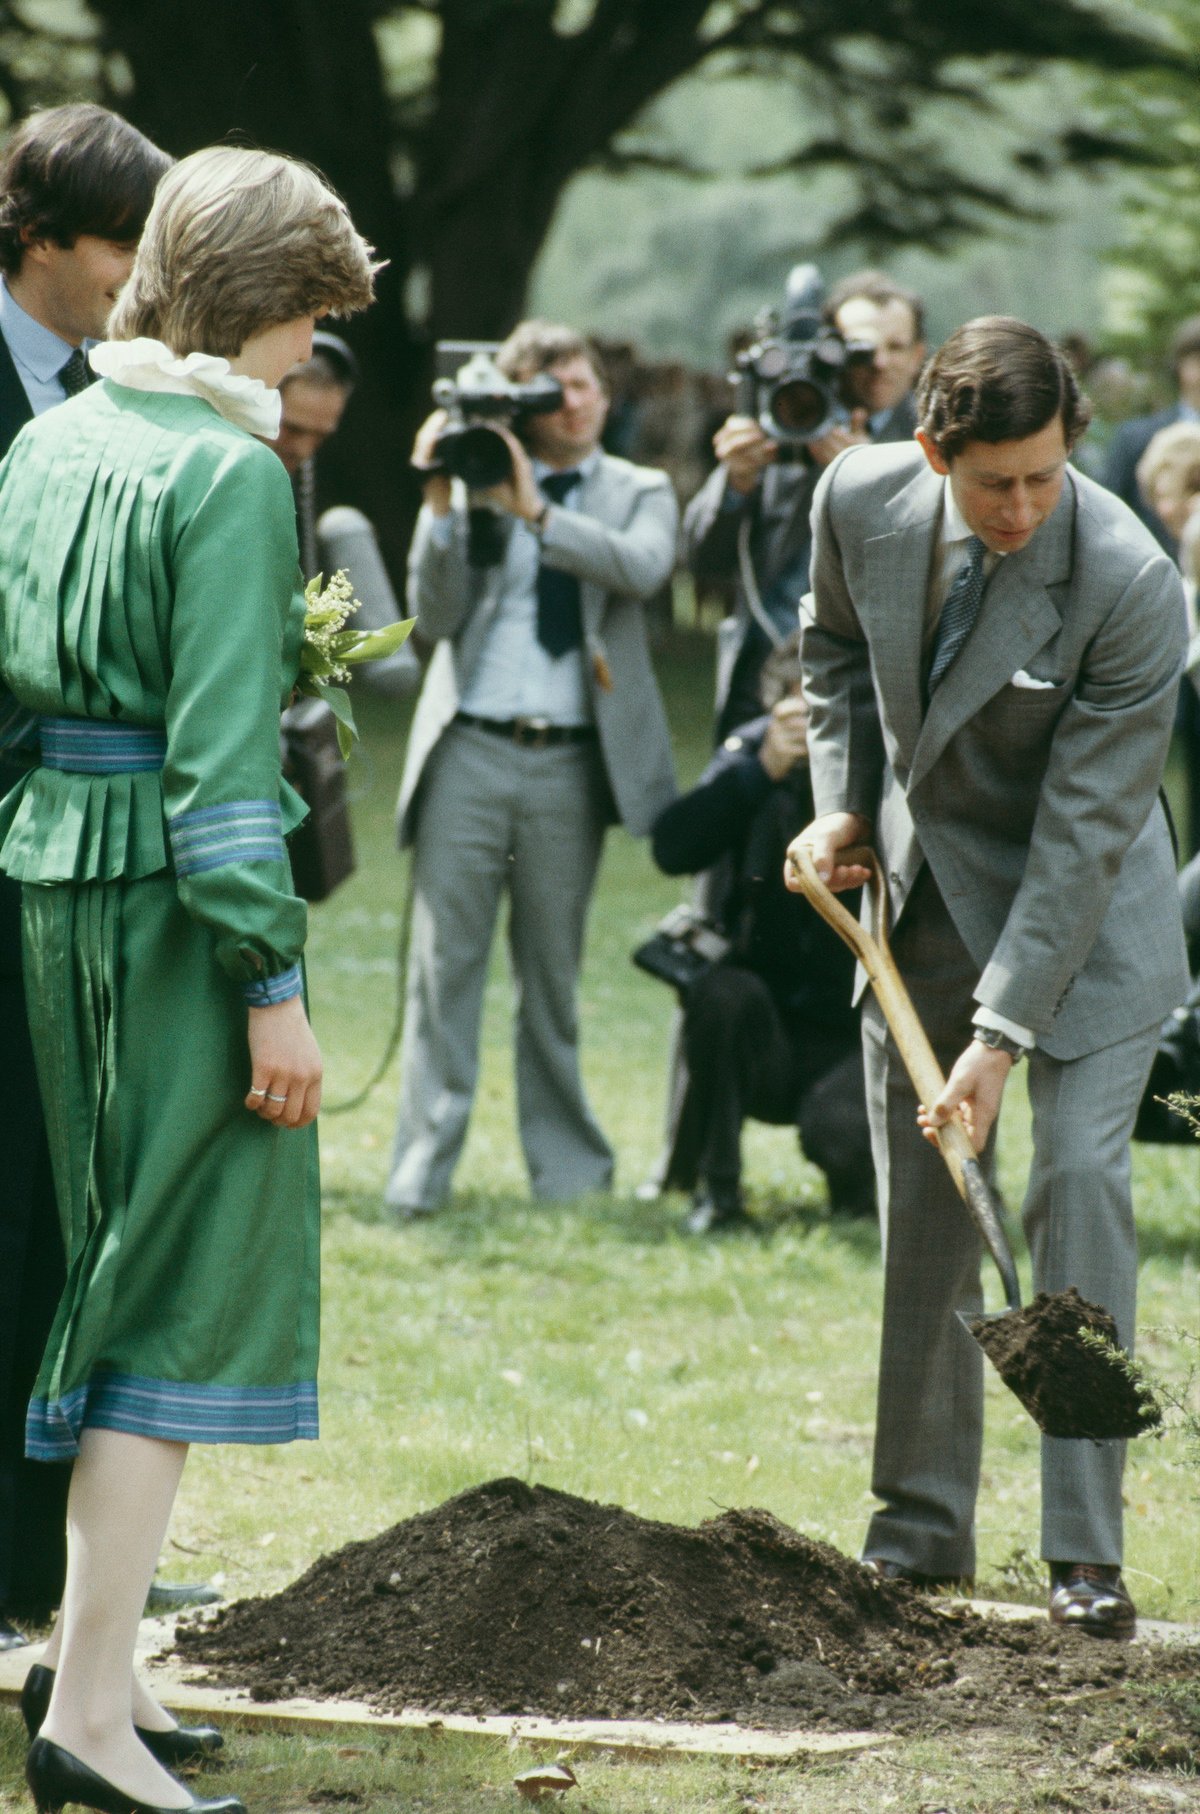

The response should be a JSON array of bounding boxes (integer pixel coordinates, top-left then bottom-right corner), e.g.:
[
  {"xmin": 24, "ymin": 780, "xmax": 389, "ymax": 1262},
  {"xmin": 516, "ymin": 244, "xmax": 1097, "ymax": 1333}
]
[{"xmin": 736, "ymin": 513, "xmax": 786, "ymax": 651}]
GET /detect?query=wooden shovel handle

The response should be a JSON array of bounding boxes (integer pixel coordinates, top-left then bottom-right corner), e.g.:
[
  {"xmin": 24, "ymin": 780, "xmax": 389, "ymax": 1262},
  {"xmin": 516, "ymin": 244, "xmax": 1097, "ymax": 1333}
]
[{"xmin": 787, "ymin": 842, "xmax": 980, "ymax": 1198}]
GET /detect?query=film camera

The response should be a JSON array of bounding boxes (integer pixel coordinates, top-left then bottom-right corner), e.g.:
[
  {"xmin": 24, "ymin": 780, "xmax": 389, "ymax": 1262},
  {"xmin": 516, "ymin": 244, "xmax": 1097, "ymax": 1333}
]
[
  {"xmin": 427, "ymin": 342, "xmax": 563, "ymax": 489},
  {"xmin": 733, "ymin": 263, "xmax": 874, "ymax": 452}
]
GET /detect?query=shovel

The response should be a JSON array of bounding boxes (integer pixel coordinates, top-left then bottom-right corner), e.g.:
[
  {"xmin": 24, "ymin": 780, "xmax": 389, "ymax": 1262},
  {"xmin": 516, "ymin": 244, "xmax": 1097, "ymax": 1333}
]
[{"xmin": 788, "ymin": 842, "xmax": 1160, "ymax": 1442}]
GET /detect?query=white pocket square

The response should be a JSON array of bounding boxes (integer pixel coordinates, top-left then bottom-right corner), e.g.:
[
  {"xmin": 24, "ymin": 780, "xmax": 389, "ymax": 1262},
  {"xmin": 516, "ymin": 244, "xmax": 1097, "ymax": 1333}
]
[{"xmin": 1010, "ymin": 668, "xmax": 1060, "ymax": 690}]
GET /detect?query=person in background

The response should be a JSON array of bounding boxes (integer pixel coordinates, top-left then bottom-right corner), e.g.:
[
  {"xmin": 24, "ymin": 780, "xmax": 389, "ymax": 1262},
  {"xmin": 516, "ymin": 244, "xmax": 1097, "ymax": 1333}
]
[
  {"xmin": 638, "ymin": 271, "xmax": 925, "ymax": 1207},
  {"xmin": 1134, "ymin": 418, "xmax": 1200, "ymax": 859},
  {"xmin": 651, "ymin": 632, "xmax": 874, "ymax": 1232},
  {"xmin": 1136, "ymin": 420, "xmax": 1200, "ymax": 920},
  {"xmin": 0, "ymin": 101, "xmax": 172, "ymax": 1655},
  {"xmin": 684, "ymin": 269, "xmax": 926, "ymax": 745},
  {"xmin": 267, "ymin": 331, "xmax": 418, "ymax": 697},
  {"xmin": 385, "ymin": 320, "xmax": 677, "ymax": 1219},
  {"xmin": 1104, "ymin": 314, "xmax": 1200, "ymax": 553}
]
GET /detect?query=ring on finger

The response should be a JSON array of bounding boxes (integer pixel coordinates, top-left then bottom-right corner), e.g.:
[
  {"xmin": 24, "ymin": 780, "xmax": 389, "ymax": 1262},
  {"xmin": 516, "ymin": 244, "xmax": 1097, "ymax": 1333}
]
[
  {"xmin": 248, "ymin": 1087, "xmax": 267, "ymax": 1098},
  {"xmin": 265, "ymin": 1092, "xmax": 288, "ymax": 1104}
]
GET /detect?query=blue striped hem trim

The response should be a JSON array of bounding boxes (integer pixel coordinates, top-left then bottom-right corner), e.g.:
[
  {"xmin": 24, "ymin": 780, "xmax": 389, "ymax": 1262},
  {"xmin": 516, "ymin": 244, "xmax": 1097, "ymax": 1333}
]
[
  {"xmin": 243, "ymin": 962, "xmax": 303, "ymax": 1007},
  {"xmin": 169, "ymin": 799, "xmax": 284, "ymax": 876},
  {"xmin": 26, "ymin": 1373, "xmax": 318, "ymax": 1459},
  {"xmin": 41, "ymin": 717, "xmax": 166, "ymax": 774}
]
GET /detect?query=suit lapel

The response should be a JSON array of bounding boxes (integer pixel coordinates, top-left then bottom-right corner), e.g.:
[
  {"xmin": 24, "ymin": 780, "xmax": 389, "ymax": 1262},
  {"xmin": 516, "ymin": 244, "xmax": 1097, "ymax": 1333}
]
[
  {"xmin": 0, "ymin": 330, "xmax": 33, "ymax": 460},
  {"xmin": 575, "ymin": 456, "xmax": 613, "ymax": 639},
  {"xmin": 861, "ymin": 462, "xmax": 941, "ymax": 768},
  {"xmin": 909, "ymin": 476, "xmax": 1075, "ymax": 790}
]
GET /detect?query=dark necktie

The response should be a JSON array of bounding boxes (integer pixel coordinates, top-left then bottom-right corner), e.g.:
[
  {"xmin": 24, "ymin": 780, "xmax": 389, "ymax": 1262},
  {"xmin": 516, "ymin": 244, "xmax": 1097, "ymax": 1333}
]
[
  {"xmin": 536, "ymin": 470, "xmax": 582, "ymax": 659},
  {"xmin": 928, "ymin": 534, "xmax": 987, "ymax": 692},
  {"xmin": 58, "ymin": 348, "xmax": 90, "ymax": 397}
]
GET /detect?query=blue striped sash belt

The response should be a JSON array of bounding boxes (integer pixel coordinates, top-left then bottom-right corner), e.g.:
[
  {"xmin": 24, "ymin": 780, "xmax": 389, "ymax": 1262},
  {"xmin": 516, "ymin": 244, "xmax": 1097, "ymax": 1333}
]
[{"xmin": 41, "ymin": 716, "xmax": 167, "ymax": 774}]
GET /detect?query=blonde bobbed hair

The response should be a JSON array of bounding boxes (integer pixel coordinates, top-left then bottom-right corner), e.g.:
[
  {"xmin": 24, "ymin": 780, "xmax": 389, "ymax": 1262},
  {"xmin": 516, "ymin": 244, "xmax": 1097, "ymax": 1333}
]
[
  {"xmin": 108, "ymin": 145, "xmax": 380, "ymax": 358},
  {"xmin": 1136, "ymin": 420, "xmax": 1200, "ymax": 508}
]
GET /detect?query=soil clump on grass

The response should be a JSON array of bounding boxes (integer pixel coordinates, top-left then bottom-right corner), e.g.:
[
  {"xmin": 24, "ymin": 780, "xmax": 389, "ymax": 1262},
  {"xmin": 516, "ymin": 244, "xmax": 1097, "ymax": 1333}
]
[
  {"xmin": 967, "ymin": 1286, "xmax": 1162, "ymax": 1441},
  {"xmin": 174, "ymin": 1477, "xmax": 1197, "ymax": 1767}
]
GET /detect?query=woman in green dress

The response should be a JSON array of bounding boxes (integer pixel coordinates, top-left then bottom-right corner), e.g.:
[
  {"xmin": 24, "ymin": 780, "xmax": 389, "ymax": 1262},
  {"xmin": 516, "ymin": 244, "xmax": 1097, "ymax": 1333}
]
[{"xmin": 0, "ymin": 147, "xmax": 376, "ymax": 1814}]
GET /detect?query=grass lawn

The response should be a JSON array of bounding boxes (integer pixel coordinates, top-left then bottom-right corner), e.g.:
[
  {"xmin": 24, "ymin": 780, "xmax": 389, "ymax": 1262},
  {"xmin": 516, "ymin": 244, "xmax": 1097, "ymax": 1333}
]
[{"xmin": 2, "ymin": 630, "xmax": 1196, "ymax": 1813}]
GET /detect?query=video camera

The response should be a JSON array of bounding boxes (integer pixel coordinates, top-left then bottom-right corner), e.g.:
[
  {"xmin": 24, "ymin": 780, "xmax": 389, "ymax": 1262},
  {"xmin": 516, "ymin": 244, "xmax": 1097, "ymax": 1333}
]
[
  {"xmin": 428, "ymin": 342, "xmax": 563, "ymax": 489},
  {"xmin": 733, "ymin": 263, "xmax": 874, "ymax": 453}
]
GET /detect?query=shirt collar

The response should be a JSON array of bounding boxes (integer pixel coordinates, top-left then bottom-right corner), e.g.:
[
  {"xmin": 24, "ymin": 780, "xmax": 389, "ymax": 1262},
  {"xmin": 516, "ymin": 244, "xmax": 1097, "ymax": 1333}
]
[
  {"xmin": 533, "ymin": 445, "xmax": 602, "ymax": 484},
  {"xmin": 0, "ymin": 275, "xmax": 81, "ymax": 383},
  {"xmin": 941, "ymin": 477, "xmax": 974, "ymax": 545},
  {"xmin": 941, "ymin": 474, "xmax": 1012, "ymax": 564}
]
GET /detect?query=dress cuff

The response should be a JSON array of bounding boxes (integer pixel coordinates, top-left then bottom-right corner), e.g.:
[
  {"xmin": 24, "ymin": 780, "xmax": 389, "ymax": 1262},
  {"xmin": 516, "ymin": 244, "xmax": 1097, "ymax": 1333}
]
[
  {"xmin": 243, "ymin": 963, "xmax": 303, "ymax": 1007},
  {"xmin": 973, "ymin": 1004, "xmax": 1035, "ymax": 1049}
]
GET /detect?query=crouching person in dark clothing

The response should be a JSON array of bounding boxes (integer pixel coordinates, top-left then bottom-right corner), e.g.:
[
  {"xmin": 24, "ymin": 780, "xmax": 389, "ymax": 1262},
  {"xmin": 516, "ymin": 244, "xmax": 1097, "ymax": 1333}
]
[{"xmin": 651, "ymin": 634, "xmax": 875, "ymax": 1231}]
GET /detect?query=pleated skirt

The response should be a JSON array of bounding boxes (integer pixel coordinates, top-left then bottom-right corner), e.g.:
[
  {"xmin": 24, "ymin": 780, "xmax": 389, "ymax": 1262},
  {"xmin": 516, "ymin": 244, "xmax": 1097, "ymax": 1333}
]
[{"xmin": 21, "ymin": 872, "xmax": 320, "ymax": 1460}]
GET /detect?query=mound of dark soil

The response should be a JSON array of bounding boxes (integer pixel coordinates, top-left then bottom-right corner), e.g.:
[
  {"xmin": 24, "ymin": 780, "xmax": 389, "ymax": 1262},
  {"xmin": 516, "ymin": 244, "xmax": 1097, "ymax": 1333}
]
[
  {"xmin": 968, "ymin": 1287, "xmax": 1162, "ymax": 1441},
  {"xmin": 172, "ymin": 1477, "xmax": 1197, "ymax": 1757}
]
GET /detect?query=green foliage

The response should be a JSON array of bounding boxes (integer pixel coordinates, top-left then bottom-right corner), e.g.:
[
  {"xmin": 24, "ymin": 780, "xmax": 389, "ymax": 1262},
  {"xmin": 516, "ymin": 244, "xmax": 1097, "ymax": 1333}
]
[{"xmin": 1094, "ymin": 0, "xmax": 1200, "ymax": 360}]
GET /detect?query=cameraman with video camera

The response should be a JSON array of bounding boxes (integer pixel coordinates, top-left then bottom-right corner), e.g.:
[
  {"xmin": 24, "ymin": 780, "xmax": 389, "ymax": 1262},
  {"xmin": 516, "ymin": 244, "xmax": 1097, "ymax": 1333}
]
[
  {"xmin": 385, "ymin": 320, "xmax": 678, "ymax": 1218},
  {"xmin": 686, "ymin": 268, "xmax": 926, "ymax": 740}
]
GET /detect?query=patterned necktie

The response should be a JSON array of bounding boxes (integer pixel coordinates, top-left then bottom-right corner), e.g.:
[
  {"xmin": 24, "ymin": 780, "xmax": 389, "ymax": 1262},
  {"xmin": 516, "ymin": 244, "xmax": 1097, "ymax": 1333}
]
[
  {"xmin": 928, "ymin": 534, "xmax": 987, "ymax": 692},
  {"xmin": 536, "ymin": 470, "xmax": 583, "ymax": 659},
  {"xmin": 58, "ymin": 348, "xmax": 90, "ymax": 397}
]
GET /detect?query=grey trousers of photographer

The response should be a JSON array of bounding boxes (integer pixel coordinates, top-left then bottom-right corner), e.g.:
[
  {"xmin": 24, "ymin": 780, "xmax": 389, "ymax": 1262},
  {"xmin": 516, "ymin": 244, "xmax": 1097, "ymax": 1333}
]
[{"xmin": 385, "ymin": 721, "xmax": 615, "ymax": 1213}]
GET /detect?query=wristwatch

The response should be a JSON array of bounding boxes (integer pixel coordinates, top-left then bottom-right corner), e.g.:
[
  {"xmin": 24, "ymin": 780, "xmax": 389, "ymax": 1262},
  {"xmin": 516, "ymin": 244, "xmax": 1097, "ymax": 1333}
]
[{"xmin": 972, "ymin": 1024, "xmax": 1027, "ymax": 1063}]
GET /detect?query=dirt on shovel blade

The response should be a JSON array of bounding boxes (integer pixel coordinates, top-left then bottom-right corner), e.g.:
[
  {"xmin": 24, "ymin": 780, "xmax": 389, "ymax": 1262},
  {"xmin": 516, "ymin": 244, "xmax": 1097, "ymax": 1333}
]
[{"xmin": 967, "ymin": 1286, "xmax": 1161, "ymax": 1440}]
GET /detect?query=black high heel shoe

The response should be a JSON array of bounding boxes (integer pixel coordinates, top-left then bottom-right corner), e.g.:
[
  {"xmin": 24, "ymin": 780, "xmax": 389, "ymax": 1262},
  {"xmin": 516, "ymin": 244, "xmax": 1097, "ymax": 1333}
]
[
  {"xmin": 22, "ymin": 1667, "xmax": 224, "ymax": 1768},
  {"xmin": 25, "ymin": 1736, "xmax": 245, "ymax": 1814}
]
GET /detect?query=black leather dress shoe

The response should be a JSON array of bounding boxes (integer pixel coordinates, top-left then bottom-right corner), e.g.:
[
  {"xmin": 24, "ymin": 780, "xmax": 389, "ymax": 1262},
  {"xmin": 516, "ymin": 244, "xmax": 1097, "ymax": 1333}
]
[
  {"xmin": 0, "ymin": 1615, "xmax": 30, "ymax": 1650},
  {"xmin": 863, "ymin": 1557, "xmax": 975, "ymax": 1594},
  {"xmin": 22, "ymin": 1666, "xmax": 223, "ymax": 1768},
  {"xmin": 26, "ymin": 1736, "xmax": 244, "ymax": 1814},
  {"xmin": 685, "ymin": 1189, "xmax": 750, "ymax": 1235},
  {"xmin": 1048, "ymin": 1562, "xmax": 1136, "ymax": 1638}
]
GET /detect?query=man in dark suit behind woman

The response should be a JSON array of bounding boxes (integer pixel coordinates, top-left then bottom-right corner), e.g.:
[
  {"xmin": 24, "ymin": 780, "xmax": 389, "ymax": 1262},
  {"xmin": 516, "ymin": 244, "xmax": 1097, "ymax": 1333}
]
[{"xmin": 0, "ymin": 102, "xmax": 170, "ymax": 1649}]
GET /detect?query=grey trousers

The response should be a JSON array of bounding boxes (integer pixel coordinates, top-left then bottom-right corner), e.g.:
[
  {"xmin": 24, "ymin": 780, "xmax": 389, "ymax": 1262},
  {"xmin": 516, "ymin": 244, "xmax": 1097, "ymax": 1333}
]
[
  {"xmin": 385, "ymin": 722, "xmax": 615, "ymax": 1212},
  {"xmin": 862, "ymin": 869, "xmax": 1160, "ymax": 1576}
]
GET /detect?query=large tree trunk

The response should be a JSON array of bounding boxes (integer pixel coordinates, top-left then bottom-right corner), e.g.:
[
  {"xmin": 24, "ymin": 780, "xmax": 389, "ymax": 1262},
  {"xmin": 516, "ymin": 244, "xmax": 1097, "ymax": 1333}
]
[{"xmin": 92, "ymin": 0, "xmax": 428, "ymax": 576}]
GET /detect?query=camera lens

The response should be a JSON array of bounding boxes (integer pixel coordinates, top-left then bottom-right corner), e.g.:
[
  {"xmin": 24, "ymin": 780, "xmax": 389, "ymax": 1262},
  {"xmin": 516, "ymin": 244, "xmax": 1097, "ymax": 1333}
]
[
  {"xmin": 437, "ymin": 423, "xmax": 513, "ymax": 489},
  {"xmin": 769, "ymin": 379, "xmax": 826, "ymax": 438}
]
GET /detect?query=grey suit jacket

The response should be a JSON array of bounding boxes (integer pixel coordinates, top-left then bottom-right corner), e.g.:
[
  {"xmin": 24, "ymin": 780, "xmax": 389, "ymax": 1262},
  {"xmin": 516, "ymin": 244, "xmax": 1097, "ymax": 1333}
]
[
  {"xmin": 801, "ymin": 440, "xmax": 1189, "ymax": 1061},
  {"xmin": 396, "ymin": 452, "xmax": 679, "ymax": 845}
]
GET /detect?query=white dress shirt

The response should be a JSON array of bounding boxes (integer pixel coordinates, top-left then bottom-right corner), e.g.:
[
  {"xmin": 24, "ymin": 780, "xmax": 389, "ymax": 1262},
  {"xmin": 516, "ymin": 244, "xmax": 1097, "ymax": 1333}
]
[
  {"xmin": 452, "ymin": 447, "xmax": 602, "ymax": 727},
  {"xmin": 0, "ymin": 276, "xmax": 86, "ymax": 416}
]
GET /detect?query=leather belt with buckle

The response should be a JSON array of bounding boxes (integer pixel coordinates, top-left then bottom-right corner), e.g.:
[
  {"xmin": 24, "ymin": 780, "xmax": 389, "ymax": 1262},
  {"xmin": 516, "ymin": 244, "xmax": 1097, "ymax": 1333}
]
[{"xmin": 455, "ymin": 711, "xmax": 597, "ymax": 750}]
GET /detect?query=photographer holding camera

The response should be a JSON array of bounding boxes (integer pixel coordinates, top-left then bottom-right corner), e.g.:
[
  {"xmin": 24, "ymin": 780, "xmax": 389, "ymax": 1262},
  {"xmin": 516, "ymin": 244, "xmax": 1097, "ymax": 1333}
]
[
  {"xmin": 650, "ymin": 634, "xmax": 874, "ymax": 1231},
  {"xmin": 686, "ymin": 268, "xmax": 926, "ymax": 740},
  {"xmin": 384, "ymin": 320, "xmax": 678, "ymax": 1218}
]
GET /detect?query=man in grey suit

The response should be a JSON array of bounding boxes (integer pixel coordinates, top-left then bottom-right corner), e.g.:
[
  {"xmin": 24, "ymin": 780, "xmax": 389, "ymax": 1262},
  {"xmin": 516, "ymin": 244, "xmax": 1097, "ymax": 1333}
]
[
  {"xmin": 386, "ymin": 320, "xmax": 678, "ymax": 1216},
  {"xmin": 787, "ymin": 317, "xmax": 1188, "ymax": 1637}
]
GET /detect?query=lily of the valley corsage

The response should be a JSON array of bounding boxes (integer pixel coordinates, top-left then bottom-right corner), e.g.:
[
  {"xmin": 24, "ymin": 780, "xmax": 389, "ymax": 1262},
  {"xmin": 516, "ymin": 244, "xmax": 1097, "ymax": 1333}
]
[{"xmin": 297, "ymin": 568, "xmax": 414, "ymax": 755}]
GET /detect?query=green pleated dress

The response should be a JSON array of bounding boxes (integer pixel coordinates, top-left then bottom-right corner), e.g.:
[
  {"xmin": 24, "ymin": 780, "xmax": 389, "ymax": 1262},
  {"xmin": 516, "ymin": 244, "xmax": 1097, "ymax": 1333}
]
[{"xmin": 0, "ymin": 372, "xmax": 320, "ymax": 1460}]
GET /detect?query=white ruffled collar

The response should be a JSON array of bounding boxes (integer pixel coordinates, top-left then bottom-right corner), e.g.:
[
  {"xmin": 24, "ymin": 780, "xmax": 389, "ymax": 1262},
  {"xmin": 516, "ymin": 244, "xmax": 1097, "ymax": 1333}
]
[{"xmin": 88, "ymin": 337, "xmax": 282, "ymax": 438}]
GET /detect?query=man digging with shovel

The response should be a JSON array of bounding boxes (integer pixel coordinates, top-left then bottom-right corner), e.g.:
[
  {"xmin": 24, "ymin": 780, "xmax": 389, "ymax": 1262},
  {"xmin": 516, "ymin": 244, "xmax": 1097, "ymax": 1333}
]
[{"xmin": 785, "ymin": 317, "xmax": 1189, "ymax": 1638}]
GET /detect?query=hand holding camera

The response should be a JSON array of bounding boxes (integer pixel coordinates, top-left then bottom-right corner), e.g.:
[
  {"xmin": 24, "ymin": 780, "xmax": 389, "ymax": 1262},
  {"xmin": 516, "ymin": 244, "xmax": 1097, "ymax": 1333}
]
[
  {"xmin": 411, "ymin": 407, "xmax": 453, "ymax": 515},
  {"xmin": 759, "ymin": 693, "xmax": 810, "ymax": 782},
  {"xmin": 713, "ymin": 415, "xmax": 778, "ymax": 494}
]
